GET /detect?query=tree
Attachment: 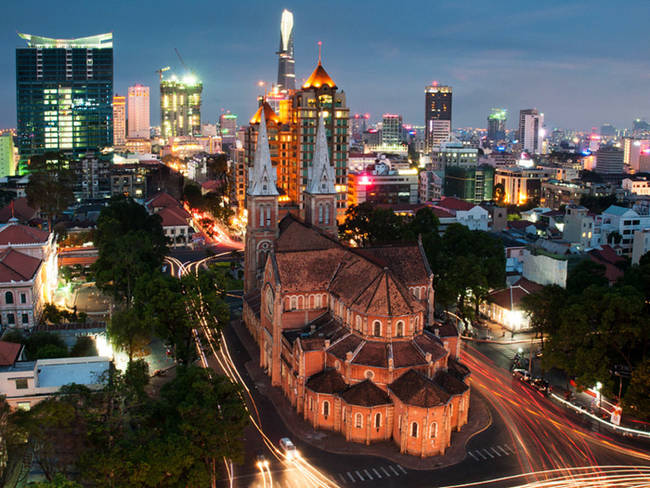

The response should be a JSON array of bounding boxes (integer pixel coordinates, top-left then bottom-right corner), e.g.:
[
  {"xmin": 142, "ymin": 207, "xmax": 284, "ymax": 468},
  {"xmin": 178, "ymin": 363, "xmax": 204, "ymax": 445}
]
[
  {"xmin": 69, "ymin": 336, "xmax": 98, "ymax": 357},
  {"xmin": 27, "ymin": 474, "xmax": 82, "ymax": 487},
  {"xmin": 25, "ymin": 152, "xmax": 75, "ymax": 231},
  {"xmin": 579, "ymin": 193, "xmax": 615, "ymax": 213},
  {"xmin": 566, "ymin": 259, "xmax": 608, "ymax": 295},
  {"xmin": 24, "ymin": 332, "xmax": 67, "ymax": 361},
  {"xmin": 339, "ymin": 202, "xmax": 409, "ymax": 246},
  {"xmin": 107, "ymin": 308, "xmax": 150, "ymax": 362},
  {"xmin": 623, "ymin": 358, "xmax": 650, "ymax": 420},
  {"xmin": 183, "ymin": 182, "xmax": 204, "ymax": 210},
  {"xmin": 520, "ymin": 285, "xmax": 567, "ymax": 345},
  {"xmin": 93, "ymin": 197, "xmax": 168, "ymax": 304}
]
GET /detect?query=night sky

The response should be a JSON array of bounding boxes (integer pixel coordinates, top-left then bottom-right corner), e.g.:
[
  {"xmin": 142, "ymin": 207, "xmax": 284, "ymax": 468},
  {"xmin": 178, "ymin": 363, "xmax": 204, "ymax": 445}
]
[{"xmin": 2, "ymin": 0, "xmax": 649, "ymax": 131}]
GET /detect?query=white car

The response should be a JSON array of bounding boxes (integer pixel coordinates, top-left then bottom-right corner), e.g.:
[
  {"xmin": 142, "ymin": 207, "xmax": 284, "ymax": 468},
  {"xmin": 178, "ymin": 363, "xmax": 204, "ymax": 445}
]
[{"xmin": 279, "ymin": 437, "xmax": 298, "ymax": 459}]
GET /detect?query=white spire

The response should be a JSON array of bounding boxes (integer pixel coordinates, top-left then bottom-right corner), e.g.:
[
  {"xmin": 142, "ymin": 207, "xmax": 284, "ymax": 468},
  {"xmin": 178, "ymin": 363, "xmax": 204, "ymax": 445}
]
[
  {"xmin": 306, "ymin": 113, "xmax": 336, "ymax": 194},
  {"xmin": 248, "ymin": 111, "xmax": 279, "ymax": 196}
]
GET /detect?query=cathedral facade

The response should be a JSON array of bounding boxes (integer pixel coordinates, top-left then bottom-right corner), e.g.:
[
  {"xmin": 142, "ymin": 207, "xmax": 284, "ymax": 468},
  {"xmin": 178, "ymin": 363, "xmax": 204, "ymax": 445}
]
[{"xmin": 242, "ymin": 112, "xmax": 470, "ymax": 458}]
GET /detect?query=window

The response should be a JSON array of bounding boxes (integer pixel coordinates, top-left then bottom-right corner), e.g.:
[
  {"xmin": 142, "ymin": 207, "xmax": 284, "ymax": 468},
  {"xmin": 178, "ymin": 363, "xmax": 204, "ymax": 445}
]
[
  {"xmin": 365, "ymin": 370, "xmax": 374, "ymax": 380},
  {"xmin": 375, "ymin": 413, "xmax": 381, "ymax": 429},
  {"xmin": 355, "ymin": 316, "xmax": 362, "ymax": 331},
  {"xmin": 342, "ymin": 407, "xmax": 346, "ymax": 423},
  {"xmin": 396, "ymin": 321, "xmax": 404, "ymax": 337},
  {"xmin": 323, "ymin": 401, "xmax": 330, "ymax": 418},
  {"xmin": 15, "ymin": 378, "xmax": 28, "ymax": 390},
  {"xmin": 318, "ymin": 203, "xmax": 323, "ymax": 224},
  {"xmin": 373, "ymin": 321, "xmax": 381, "ymax": 337},
  {"xmin": 325, "ymin": 203, "xmax": 330, "ymax": 224},
  {"xmin": 430, "ymin": 422, "xmax": 438, "ymax": 438},
  {"xmin": 308, "ymin": 397, "xmax": 313, "ymax": 411},
  {"xmin": 7, "ymin": 314, "xmax": 14, "ymax": 325},
  {"xmin": 21, "ymin": 314, "xmax": 28, "ymax": 325},
  {"xmin": 449, "ymin": 403, "xmax": 453, "ymax": 416},
  {"xmin": 355, "ymin": 413, "xmax": 363, "ymax": 428},
  {"xmin": 315, "ymin": 294, "xmax": 322, "ymax": 308},
  {"xmin": 5, "ymin": 292, "xmax": 13, "ymax": 304},
  {"xmin": 290, "ymin": 296, "xmax": 298, "ymax": 310},
  {"xmin": 17, "ymin": 402, "xmax": 30, "ymax": 411},
  {"xmin": 411, "ymin": 422, "xmax": 419, "ymax": 438},
  {"xmin": 459, "ymin": 398, "xmax": 464, "ymax": 412},
  {"xmin": 265, "ymin": 207, "xmax": 271, "ymax": 226},
  {"xmin": 20, "ymin": 293, "xmax": 26, "ymax": 304}
]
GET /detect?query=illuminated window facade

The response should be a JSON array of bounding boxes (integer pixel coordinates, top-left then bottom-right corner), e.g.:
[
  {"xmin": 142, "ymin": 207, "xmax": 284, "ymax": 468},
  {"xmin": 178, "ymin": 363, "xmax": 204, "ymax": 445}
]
[
  {"xmin": 16, "ymin": 33, "xmax": 113, "ymax": 159},
  {"xmin": 160, "ymin": 78, "xmax": 202, "ymax": 139}
]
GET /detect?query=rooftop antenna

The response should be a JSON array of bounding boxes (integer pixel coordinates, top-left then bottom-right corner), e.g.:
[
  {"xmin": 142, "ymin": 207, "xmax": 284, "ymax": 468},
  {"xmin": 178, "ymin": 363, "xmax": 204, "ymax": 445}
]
[{"xmin": 318, "ymin": 41, "xmax": 322, "ymax": 63}]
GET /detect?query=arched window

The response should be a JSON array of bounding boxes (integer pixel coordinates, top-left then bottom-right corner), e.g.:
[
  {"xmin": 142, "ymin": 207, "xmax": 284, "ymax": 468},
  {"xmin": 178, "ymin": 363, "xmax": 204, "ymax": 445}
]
[
  {"xmin": 342, "ymin": 407, "xmax": 346, "ymax": 423},
  {"xmin": 459, "ymin": 398, "xmax": 464, "ymax": 412},
  {"xmin": 415, "ymin": 315, "xmax": 420, "ymax": 329},
  {"xmin": 315, "ymin": 294, "xmax": 321, "ymax": 308},
  {"xmin": 290, "ymin": 296, "xmax": 298, "ymax": 310},
  {"xmin": 325, "ymin": 203, "xmax": 330, "ymax": 224},
  {"xmin": 449, "ymin": 403, "xmax": 453, "ymax": 416},
  {"xmin": 411, "ymin": 422, "xmax": 419, "ymax": 438},
  {"xmin": 323, "ymin": 400, "xmax": 330, "ymax": 418},
  {"xmin": 298, "ymin": 296, "xmax": 304, "ymax": 309},
  {"xmin": 346, "ymin": 309, "xmax": 351, "ymax": 324},
  {"xmin": 4, "ymin": 292, "xmax": 13, "ymax": 305},
  {"xmin": 355, "ymin": 413, "xmax": 363, "ymax": 429},
  {"xmin": 373, "ymin": 321, "xmax": 381, "ymax": 337},
  {"xmin": 318, "ymin": 203, "xmax": 324, "ymax": 224},
  {"xmin": 355, "ymin": 316, "xmax": 362, "ymax": 331},
  {"xmin": 365, "ymin": 370, "xmax": 374, "ymax": 380},
  {"xmin": 259, "ymin": 206, "xmax": 264, "ymax": 227},
  {"xmin": 396, "ymin": 321, "xmax": 404, "ymax": 337},
  {"xmin": 308, "ymin": 397, "xmax": 313, "ymax": 411},
  {"xmin": 430, "ymin": 422, "xmax": 438, "ymax": 439},
  {"xmin": 375, "ymin": 413, "xmax": 381, "ymax": 429},
  {"xmin": 265, "ymin": 206, "xmax": 271, "ymax": 226}
]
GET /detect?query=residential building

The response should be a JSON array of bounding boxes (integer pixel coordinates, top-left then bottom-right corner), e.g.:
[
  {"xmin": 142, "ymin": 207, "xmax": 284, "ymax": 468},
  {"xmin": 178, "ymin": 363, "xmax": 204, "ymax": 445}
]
[
  {"xmin": 622, "ymin": 177, "xmax": 650, "ymax": 196},
  {"xmin": 521, "ymin": 248, "xmax": 568, "ymax": 288},
  {"xmin": 347, "ymin": 166, "xmax": 418, "ymax": 206},
  {"xmin": 160, "ymin": 75, "xmax": 202, "ymax": 139},
  {"xmin": 145, "ymin": 192, "xmax": 193, "ymax": 247},
  {"xmin": 419, "ymin": 170, "xmax": 442, "ymax": 202},
  {"xmin": 562, "ymin": 204, "xmax": 599, "ymax": 250},
  {"xmin": 425, "ymin": 83, "xmax": 452, "ymax": 150},
  {"xmin": 276, "ymin": 9, "xmax": 296, "ymax": 90},
  {"xmin": 381, "ymin": 114, "xmax": 402, "ymax": 146},
  {"xmin": 16, "ymin": 33, "xmax": 113, "ymax": 159},
  {"xmin": 594, "ymin": 147, "xmax": 624, "ymax": 174},
  {"xmin": 436, "ymin": 197, "xmax": 489, "ymax": 231},
  {"xmin": 444, "ymin": 165, "xmax": 494, "ymax": 204},
  {"xmin": 487, "ymin": 108, "xmax": 507, "ymax": 142},
  {"xmin": 0, "ymin": 134, "xmax": 16, "ymax": 177},
  {"xmin": 220, "ymin": 113, "xmax": 237, "ymax": 146},
  {"xmin": 518, "ymin": 109, "xmax": 543, "ymax": 154},
  {"xmin": 596, "ymin": 205, "xmax": 650, "ymax": 256},
  {"xmin": 112, "ymin": 95, "xmax": 126, "ymax": 148},
  {"xmin": 110, "ymin": 164, "xmax": 147, "ymax": 199},
  {"xmin": 71, "ymin": 151, "xmax": 113, "ymax": 200},
  {"xmin": 0, "ymin": 353, "xmax": 109, "ymax": 409},
  {"xmin": 127, "ymin": 84, "xmax": 150, "ymax": 139},
  {"xmin": 494, "ymin": 166, "xmax": 556, "ymax": 206},
  {"xmin": 632, "ymin": 229, "xmax": 650, "ymax": 264},
  {"xmin": 430, "ymin": 141, "xmax": 478, "ymax": 170},
  {"xmin": 481, "ymin": 278, "xmax": 543, "ymax": 332},
  {"xmin": 242, "ymin": 113, "xmax": 470, "ymax": 457}
]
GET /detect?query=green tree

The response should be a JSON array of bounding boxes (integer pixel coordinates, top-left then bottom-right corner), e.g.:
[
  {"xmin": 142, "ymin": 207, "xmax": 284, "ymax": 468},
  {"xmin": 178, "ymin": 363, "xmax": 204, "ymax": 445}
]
[
  {"xmin": 623, "ymin": 358, "xmax": 650, "ymax": 420},
  {"xmin": 24, "ymin": 332, "xmax": 67, "ymax": 361},
  {"xmin": 183, "ymin": 182, "xmax": 204, "ymax": 210},
  {"xmin": 339, "ymin": 202, "xmax": 409, "ymax": 246},
  {"xmin": 107, "ymin": 308, "xmax": 150, "ymax": 362},
  {"xmin": 25, "ymin": 152, "xmax": 75, "ymax": 231},
  {"xmin": 520, "ymin": 285, "xmax": 567, "ymax": 345},
  {"xmin": 566, "ymin": 259, "xmax": 609, "ymax": 295},
  {"xmin": 69, "ymin": 336, "xmax": 98, "ymax": 357},
  {"xmin": 93, "ymin": 197, "xmax": 167, "ymax": 304},
  {"xmin": 27, "ymin": 474, "xmax": 82, "ymax": 487}
]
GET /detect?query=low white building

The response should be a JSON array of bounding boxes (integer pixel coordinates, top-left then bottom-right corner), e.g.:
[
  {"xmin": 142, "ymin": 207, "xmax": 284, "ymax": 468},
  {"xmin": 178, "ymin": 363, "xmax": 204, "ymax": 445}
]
[
  {"xmin": 632, "ymin": 229, "xmax": 650, "ymax": 264},
  {"xmin": 622, "ymin": 177, "xmax": 650, "ymax": 196},
  {"xmin": 595, "ymin": 205, "xmax": 650, "ymax": 257},
  {"xmin": 521, "ymin": 248, "xmax": 568, "ymax": 288},
  {"xmin": 145, "ymin": 193, "xmax": 193, "ymax": 248},
  {"xmin": 436, "ymin": 197, "xmax": 489, "ymax": 231},
  {"xmin": 480, "ymin": 278, "xmax": 543, "ymax": 332}
]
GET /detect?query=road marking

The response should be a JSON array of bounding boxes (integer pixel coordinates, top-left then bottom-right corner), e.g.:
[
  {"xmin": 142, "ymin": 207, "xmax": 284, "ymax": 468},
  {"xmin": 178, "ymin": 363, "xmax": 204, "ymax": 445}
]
[
  {"xmin": 355, "ymin": 470, "xmax": 365, "ymax": 481},
  {"xmin": 363, "ymin": 469, "xmax": 373, "ymax": 480},
  {"xmin": 490, "ymin": 447, "xmax": 502, "ymax": 457},
  {"xmin": 397, "ymin": 465, "xmax": 407, "ymax": 474},
  {"xmin": 468, "ymin": 451, "xmax": 479, "ymax": 461},
  {"xmin": 372, "ymin": 468, "xmax": 382, "ymax": 478},
  {"xmin": 389, "ymin": 465, "xmax": 400, "ymax": 476},
  {"xmin": 338, "ymin": 473, "xmax": 347, "ymax": 484},
  {"xmin": 503, "ymin": 444, "xmax": 515, "ymax": 454},
  {"xmin": 347, "ymin": 472, "xmax": 356, "ymax": 482},
  {"xmin": 482, "ymin": 448, "xmax": 495, "ymax": 459},
  {"xmin": 496, "ymin": 445, "xmax": 510, "ymax": 456},
  {"xmin": 380, "ymin": 466, "xmax": 391, "ymax": 477},
  {"xmin": 474, "ymin": 450, "xmax": 487, "ymax": 460}
]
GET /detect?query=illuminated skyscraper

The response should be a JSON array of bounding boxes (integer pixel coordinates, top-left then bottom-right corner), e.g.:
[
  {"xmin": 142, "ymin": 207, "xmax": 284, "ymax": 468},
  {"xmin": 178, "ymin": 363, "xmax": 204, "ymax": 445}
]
[
  {"xmin": 518, "ymin": 109, "xmax": 543, "ymax": 154},
  {"xmin": 276, "ymin": 9, "xmax": 296, "ymax": 90},
  {"xmin": 113, "ymin": 95, "xmax": 126, "ymax": 148},
  {"xmin": 382, "ymin": 114, "xmax": 402, "ymax": 146},
  {"xmin": 487, "ymin": 108, "xmax": 507, "ymax": 142},
  {"xmin": 128, "ymin": 84, "xmax": 150, "ymax": 139},
  {"xmin": 16, "ymin": 33, "xmax": 113, "ymax": 159},
  {"xmin": 160, "ymin": 75, "xmax": 202, "ymax": 139},
  {"xmin": 220, "ymin": 113, "xmax": 238, "ymax": 146},
  {"xmin": 424, "ymin": 82, "xmax": 452, "ymax": 150}
]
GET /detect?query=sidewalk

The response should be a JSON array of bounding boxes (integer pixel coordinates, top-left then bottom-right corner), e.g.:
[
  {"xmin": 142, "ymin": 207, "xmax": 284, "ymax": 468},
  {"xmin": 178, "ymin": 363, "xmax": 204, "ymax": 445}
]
[{"xmin": 229, "ymin": 319, "xmax": 492, "ymax": 471}]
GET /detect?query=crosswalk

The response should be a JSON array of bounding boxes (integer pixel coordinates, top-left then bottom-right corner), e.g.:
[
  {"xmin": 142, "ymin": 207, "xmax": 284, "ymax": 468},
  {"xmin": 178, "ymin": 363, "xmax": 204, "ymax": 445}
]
[
  {"xmin": 336, "ymin": 464, "xmax": 408, "ymax": 484},
  {"xmin": 466, "ymin": 443, "xmax": 517, "ymax": 461}
]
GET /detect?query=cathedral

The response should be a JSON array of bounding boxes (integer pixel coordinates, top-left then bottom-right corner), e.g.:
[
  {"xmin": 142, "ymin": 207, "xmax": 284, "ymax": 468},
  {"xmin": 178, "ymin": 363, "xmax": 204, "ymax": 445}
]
[{"xmin": 242, "ymin": 110, "xmax": 471, "ymax": 458}]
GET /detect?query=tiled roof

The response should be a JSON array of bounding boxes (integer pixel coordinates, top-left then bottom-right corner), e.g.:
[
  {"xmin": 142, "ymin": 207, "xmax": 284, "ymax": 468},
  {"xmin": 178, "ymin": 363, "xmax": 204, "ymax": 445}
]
[
  {"xmin": 275, "ymin": 248, "xmax": 345, "ymax": 293},
  {"xmin": 438, "ymin": 197, "xmax": 475, "ymax": 212},
  {"xmin": 302, "ymin": 62, "xmax": 337, "ymax": 90},
  {"xmin": 448, "ymin": 357, "xmax": 471, "ymax": 380},
  {"xmin": 356, "ymin": 245, "xmax": 429, "ymax": 286},
  {"xmin": 508, "ymin": 220, "xmax": 535, "ymax": 230},
  {"xmin": 146, "ymin": 192, "xmax": 179, "ymax": 210},
  {"xmin": 0, "ymin": 341, "xmax": 22, "ymax": 366},
  {"xmin": 391, "ymin": 340, "xmax": 427, "ymax": 368},
  {"xmin": 389, "ymin": 369, "xmax": 450, "ymax": 408},
  {"xmin": 413, "ymin": 332, "xmax": 448, "ymax": 361},
  {"xmin": 488, "ymin": 280, "xmax": 542, "ymax": 311},
  {"xmin": 327, "ymin": 334, "xmax": 363, "ymax": 360},
  {"xmin": 0, "ymin": 223, "xmax": 49, "ymax": 245},
  {"xmin": 243, "ymin": 289, "xmax": 261, "ymax": 319},
  {"xmin": 428, "ymin": 321, "xmax": 458, "ymax": 338},
  {"xmin": 305, "ymin": 368, "xmax": 346, "ymax": 394},
  {"xmin": 276, "ymin": 215, "xmax": 340, "ymax": 252},
  {"xmin": 0, "ymin": 248, "xmax": 42, "ymax": 282},
  {"xmin": 352, "ymin": 341, "xmax": 389, "ymax": 367},
  {"xmin": 157, "ymin": 206, "xmax": 190, "ymax": 227},
  {"xmin": 0, "ymin": 198, "xmax": 38, "ymax": 223},
  {"xmin": 512, "ymin": 277, "xmax": 544, "ymax": 294},
  {"xmin": 341, "ymin": 380, "xmax": 392, "ymax": 407},
  {"xmin": 434, "ymin": 370, "xmax": 469, "ymax": 396}
]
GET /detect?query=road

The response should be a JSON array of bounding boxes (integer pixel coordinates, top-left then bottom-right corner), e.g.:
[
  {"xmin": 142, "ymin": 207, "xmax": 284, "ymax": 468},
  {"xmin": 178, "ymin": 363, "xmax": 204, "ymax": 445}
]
[{"xmin": 178, "ymin": 255, "xmax": 650, "ymax": 487}]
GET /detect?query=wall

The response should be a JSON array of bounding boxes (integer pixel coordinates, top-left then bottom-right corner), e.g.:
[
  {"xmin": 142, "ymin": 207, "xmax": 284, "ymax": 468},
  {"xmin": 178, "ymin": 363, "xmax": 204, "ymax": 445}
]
[{"xmin": 522, "ymin": 249, "xmax": 567, "ymax": 287}]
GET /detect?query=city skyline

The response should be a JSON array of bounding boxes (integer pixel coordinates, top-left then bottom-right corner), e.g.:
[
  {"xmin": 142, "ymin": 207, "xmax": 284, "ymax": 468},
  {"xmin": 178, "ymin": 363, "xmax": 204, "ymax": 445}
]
[{"xmin": 2, "ymin": 0, "xmax": 650, "ymax": 131}]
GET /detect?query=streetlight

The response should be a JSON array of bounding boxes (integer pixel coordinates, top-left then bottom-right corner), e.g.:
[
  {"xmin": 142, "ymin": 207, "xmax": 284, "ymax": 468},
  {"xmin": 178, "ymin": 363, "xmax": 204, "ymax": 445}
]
[{"xmin": 595, "ymin": 381, "xmax": 603, "ymax": 409}]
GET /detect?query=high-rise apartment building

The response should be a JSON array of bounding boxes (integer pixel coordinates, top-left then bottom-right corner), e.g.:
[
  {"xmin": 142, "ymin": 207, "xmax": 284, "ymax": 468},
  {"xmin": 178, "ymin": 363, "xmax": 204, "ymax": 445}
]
[
  {"xmin": 127, "ymin": 84, "xmax": 150, "ymax": 139},
  {"xmin": 160, "ymin": 75, "xmax": 202, "ymax": 139},
  {"xmin": 113, "ymin": 95, "xmax": 126, "ymax": 148},
  {"xmin": 381, "ymin": 114, "xmax": 402, "ymax": 146},
  {"xmin": 0, "ymin": 134, "xmax": 16, "ymax": 177},
  {"xmin": 487, "ymin": 108, "xmax": 507, "ymax": 142},
  {"xmin": 595, "ymin": 147, "xmax": 624, "ymax": 175},
  {"xmin": 220, "ymin": 113, "xmax": 237, "ymax": 146},
  {"xmin": 16, "ymin": 33, "xmax": 113, "ymax": 159},
  {"xmin": 276, "ymin": 9, "xmax": 296, "ymax": 90},
  {"xmin": 518, "ymin": 109, "xmax": 543, "ymax": 154},
  {"xmin": 424, "ymin": 82, "xmax": 452, "ymax": 150}
]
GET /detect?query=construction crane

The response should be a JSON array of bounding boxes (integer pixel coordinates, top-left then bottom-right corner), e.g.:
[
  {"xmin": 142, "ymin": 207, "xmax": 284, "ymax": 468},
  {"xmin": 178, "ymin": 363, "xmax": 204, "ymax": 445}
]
[
  {"xmin": 174, "ymin": 48, "xmax": 193, "ymax": 74},
  {"xmin": 156, "ymin": 66, "xmax": 170, "ymax": 81}
]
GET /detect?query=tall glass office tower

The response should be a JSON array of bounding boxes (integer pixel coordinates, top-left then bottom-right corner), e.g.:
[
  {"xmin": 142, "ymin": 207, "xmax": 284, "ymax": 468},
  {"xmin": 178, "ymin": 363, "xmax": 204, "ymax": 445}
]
[
  {"xmin": 276, "ymin": 9, "xmax": 295, "ymax": 90},
  {"xmin": 16, "ymin": 33, "xmax": 113, "ymax": 159}
]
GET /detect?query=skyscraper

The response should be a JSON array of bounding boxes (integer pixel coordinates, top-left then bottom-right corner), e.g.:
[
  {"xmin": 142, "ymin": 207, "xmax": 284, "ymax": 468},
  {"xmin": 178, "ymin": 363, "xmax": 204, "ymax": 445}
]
[
  {"xmin": 381, "ymin": 114, "xmax": 402, "ymax": 146},
  {"xmin": 16, "ymin": 33, "xmax": 113, "ymax": 159},
  {"xmin": 424, "ymin": 82, "xmax": 452, "ymax": 150},
  {"xmin": 220, "ymin": 113, "xmax": 237, "ymax": 146},
  {"xmin": 518, "ymin": 109, "xmax": 544, "ymax": 154},
  {"xmin": 113, "ymin": 95, "xmax": 126, "ymax": 148},
  {"xmin": 276, "ymin": 9, "xmax": 296, "ymax": 90},
  {"xmin": 160, "ymin": 75, "xmax": 202, "ymax": 139},
  {"xmin": 128, "ymin": 84, "xmax": 150, "ymax": 139},
  {"xmin": 487, "ymin": 108, "xmax": 507, "ymax": 142},
  {"xmin": 0, "ymin": 134, "xmax": 16, "ymax": 177}
]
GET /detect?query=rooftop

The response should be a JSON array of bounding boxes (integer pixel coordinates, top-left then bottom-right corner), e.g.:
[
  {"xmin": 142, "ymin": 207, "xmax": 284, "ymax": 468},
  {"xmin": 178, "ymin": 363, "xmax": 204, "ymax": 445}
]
[
  {"xmin": 18, "ymin": 32, "xmax": 113, "ymax": 49},
  {"xmin": 302, "ymin": 61, "xmax": 337, "ymax": 90},
  {"xmin": 36, "ymin": 357, "xmax": 110, "ymax": 388}
]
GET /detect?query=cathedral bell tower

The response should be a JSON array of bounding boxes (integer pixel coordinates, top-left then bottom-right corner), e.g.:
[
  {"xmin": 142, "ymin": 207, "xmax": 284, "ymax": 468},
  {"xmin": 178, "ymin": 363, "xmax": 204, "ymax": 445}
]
[
  {"xmin": 244, "ymin": 112, "xmax": 279, "ymax": 293},
  {"xmin": 303, "ymin": 112, "xmax": 338, "ymax": 236}
]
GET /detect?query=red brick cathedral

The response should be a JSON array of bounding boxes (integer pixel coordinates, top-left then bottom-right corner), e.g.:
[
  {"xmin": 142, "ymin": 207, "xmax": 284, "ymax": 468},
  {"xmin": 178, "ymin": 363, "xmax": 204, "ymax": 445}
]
[{"xmin": 242, "ymin": 113, "xmax": 470, "ymax": 457}]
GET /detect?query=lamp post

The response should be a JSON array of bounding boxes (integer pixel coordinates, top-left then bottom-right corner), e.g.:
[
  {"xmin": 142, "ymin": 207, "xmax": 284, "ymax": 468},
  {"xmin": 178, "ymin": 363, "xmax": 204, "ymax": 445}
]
[{"xmin": 595, "ymin": 381, "xmax": 603, "ymax": 410}]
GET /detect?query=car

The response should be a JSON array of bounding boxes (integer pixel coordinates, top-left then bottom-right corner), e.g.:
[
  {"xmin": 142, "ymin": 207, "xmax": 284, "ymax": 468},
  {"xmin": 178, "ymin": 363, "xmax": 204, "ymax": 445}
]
[
  {"xmin": 279, "ymin": 437, "xmax": 298, "ymax": 460},
  {"xmin": 512, "ymin": 368, "xmax": 531, "ymax": 382},
  {"xmin": 256, "ymin": 453, "xmax": 269, "ymax": 469},
  {"xmin": 531, "ymin": 378, "xmax": 550, "ymax": 395}
]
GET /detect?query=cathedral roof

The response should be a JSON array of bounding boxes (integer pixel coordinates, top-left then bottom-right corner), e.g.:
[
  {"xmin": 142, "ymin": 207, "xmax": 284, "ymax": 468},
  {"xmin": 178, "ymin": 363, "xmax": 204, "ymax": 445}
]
[
  {"xmin": 250, "ymin": 101, "xmax": 280, "ymax": 125},
  {"xmin": 434, "ymin": 370, "xmax": 469, "ymax": 396},
  {"xmin": 276, "ymin": 214, "xmax": 340, "ymax": 252},
  {"xmin": 302, "ymin": 61, "xmax": 337, "ymax": 90},
  {"xmin": 389, "ymin": 369, "xmax": 451, "ymax": 408},
  {"xmin": 341, "ymin": 380, "xmax": 392, "ymax": 407},
  {"xmin": 275, "ymin": 248, "xmax": 346, "ymax": 293},
  {"xmin": 306, "ymin": 114, "xmax": 336, "ymax": 195},
  {"xmin": 355, "ymin": 245, "xmax": 430, "ymax": 286},
  {"xmin": 305, "ymin": 368, "xmax": 347, "ymax": 394},
  {"xmin": 248, "ymin": 110, "xmax": 279, "ymax": 197}
]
